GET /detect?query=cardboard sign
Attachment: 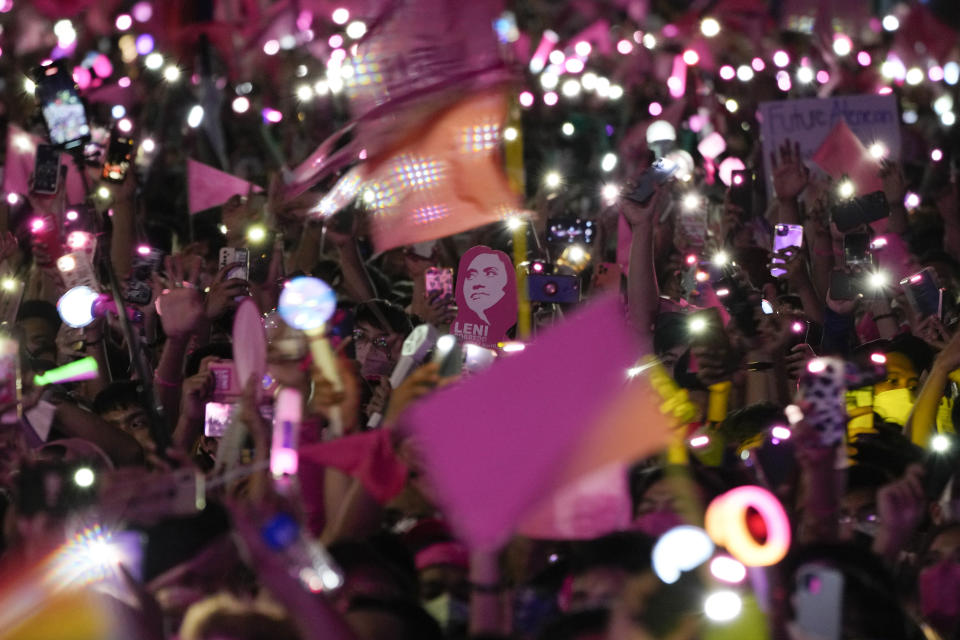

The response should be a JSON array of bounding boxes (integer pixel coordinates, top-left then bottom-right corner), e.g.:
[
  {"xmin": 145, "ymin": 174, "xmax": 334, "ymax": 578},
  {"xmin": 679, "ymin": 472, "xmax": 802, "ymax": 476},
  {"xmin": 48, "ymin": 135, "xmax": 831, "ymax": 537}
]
[
  {"xmin": 452, "ymin": 245, "xmax": 517, "ymax": 348},
  {"xmin": 403, "ymin": 297, "xmax": 673, "ymax": 549},
  {"xmin": 758, "ymin": 95, "xmax": 900, "ymax": 197}
]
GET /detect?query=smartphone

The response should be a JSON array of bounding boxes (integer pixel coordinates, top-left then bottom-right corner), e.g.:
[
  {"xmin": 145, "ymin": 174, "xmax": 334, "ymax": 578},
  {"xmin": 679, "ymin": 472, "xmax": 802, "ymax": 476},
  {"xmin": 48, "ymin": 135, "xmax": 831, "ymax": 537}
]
[
  {"xmin": 623, "ymin": 158, "xmax": 678, "ymax": 205},
  {"xmin": 771, "ymin": 224, "xmax": 803, "ymax": 277},
  {"xmin": 900, "ymin": 268, "xmax": 943, "ymax": 319},
  {"xmin": 528, "ymin": 274, "xmax": 581, "ymax": 303},
  {"xmin": 786, "ymin": 318, "xmax": 810, "ymax": 350},
  {"xmin": 34, "ymin": 61, "xmax": 91, "ymax": 150},
  {"xmin": 592, "ymin": 262, "xmax": 623, "ymax": 293},
  {"xmin": 57, "ymin": 251, "xmax": 99, "ymax": 291},
  {"xmin": 730, "ymin": 169, "xmax": 755, "ymax": 217},
  {"xmin": 425, "ymin": 267, "xmax": 454, "ymax": 299},
  {"xmin": 124, "ymin": 248, "xmax": 163, "ymax": 306},
  {"xmin": 794, "ymin": 564, "xmax": 843, "ymax": 640},
  {"xmin": 832, "ymin": 191, "xmax": 889, "ymax": 232},
  {"xmin": 204, "ymin": 401, "xmax": 238, "ymax": 437},
  {"xmin": 797, "ymin": 356, "xmax": 847, "ymax": 448},
  {"xmin": 432, "ymin": 335, "xmax": 463, "ymax": 378},
  {"xmin": 209, "ymin": 361, "xmax": 241, "ymax": 403},
  {"xmin": 843, "ymin": 232, "xmax": 872, "ymax": 267},
  {"xmin": 16, "ymin": 459, "xmax": 100, "ymax": 516},
  {"xmin": 546, "ymin": 217, "xmax": 595, "ymax": 245},
  {"xmin": 101, "ymin": 133, "xmax": 134, "ymax": 182},
  {"xmin": 829, "ymin": 270, "xmax": 859, "ymax": 301},
  {"xmin": 219, "ymin": 247, "xmax": 250, "ymax": 281},
  {"xmin": 32, "ymin": 144, "xmax": 63, "ymax": 195}
]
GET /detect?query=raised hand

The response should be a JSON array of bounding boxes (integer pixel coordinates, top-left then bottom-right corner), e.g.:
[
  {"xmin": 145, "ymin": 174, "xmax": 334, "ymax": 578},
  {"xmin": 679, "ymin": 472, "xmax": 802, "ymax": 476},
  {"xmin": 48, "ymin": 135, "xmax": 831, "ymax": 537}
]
[
  {"xmin": 879, "ymin": 160, "xmax": 907, "ymax": 209},
  {"xmin": 619, "ymin": 183, "xmax": 668, "ymax": 228},
  {"xmin": 771, "ymin": 139, "xmax": 809, "ymax": 201},
  {"xmin": 204, "ymin": 262, "xmax": 249, "ymax": 321}
]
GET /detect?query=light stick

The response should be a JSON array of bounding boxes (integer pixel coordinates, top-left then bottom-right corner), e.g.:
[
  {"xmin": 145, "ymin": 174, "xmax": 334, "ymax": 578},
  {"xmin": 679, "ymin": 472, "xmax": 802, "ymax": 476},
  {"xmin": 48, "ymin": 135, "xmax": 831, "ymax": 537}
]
[
  {"xmin": 278, "ymin": 277, "xmax": 343, "ymax": 436},
  {"xmin": 705, "ymin": 485, "xmax": 791, "ymax": 566},
  {"xmin": 33, "ymin": 357, "xmax": 98, "ymax": 386},
  {"xmin": 271, "ymin": 388, "xmax": 301, "ymax": 477}
]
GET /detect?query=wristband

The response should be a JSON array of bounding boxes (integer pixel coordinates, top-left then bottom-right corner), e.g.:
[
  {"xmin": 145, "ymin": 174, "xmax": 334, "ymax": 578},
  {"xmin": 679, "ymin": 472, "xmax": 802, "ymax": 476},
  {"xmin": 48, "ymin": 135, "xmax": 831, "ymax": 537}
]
[{"xmin": 745, "ymin": 362, "xmax": 774, "ymax": 371}]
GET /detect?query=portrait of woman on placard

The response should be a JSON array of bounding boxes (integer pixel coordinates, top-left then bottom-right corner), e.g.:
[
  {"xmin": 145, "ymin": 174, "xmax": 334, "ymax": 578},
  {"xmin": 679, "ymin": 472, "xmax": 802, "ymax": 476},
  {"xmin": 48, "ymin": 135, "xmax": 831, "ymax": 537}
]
[{"xmin": 452, "ymin": 246, "xmax": 517, "ymax": 348}]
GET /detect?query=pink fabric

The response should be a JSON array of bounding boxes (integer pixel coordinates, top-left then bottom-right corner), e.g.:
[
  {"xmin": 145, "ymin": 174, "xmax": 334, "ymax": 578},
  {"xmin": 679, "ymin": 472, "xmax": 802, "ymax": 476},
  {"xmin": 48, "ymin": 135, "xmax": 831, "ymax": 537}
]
[
  {"xmin": 298, "ymin": 429, "xmax": 408, "ymax": 536},
  {"xmin": 401, "ymin": 297, "xmax": 673, "ymax": 549},
  {"xmin": 415, "ymin": 541, "xmax": 470, "ymax": 570},
  {"xmin": 187, "ymin": 159, "xmax": 263, "ymax": 214},
  {"xmin": 810, "ymin": 119, "xmax": 883, "ymax": 197}
]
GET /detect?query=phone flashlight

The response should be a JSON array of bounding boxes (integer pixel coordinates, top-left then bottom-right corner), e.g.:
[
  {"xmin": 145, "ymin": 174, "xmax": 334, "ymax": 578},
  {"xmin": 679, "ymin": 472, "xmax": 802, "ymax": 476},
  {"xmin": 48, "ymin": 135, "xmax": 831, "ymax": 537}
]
[
  {"xmin": 791, "ymin": 320, "xmax": 805, "ymax": 333},
  {"xmin": 712, "ymin": 251, "xmax": 730, "ymax": 267},
  {"xmin": 867, "ymin": 270, "xmax": 888, "ymax": 288},
  {"xmin": 761, "ymin": 299, "xmax": 774, "ymax": 314},
  {"xmin": 837, "ymin": 179, "xmax": 855, "ymax": 199},
  {"xmin": 30, "ymin": 218, "xmax": 46, "ymax": 233},
  {"xmin": 1, "ymin": 278, "xmax": 18, "ymax": 292},
  {"xmin": 66, "ymin": 231, "xmax": 92, "ymax": 251},
  {"xmin": 931, "ymin": 434, "xmax": 952, "ymax": 453},
  {"xmin": 685, "ymin": 254, "xmax": 698, "ymax": 266},
  {"xmin": 56, "ymin": 255, "xmax": 77, "ymax": 273},
  {"xmin": 689, "ymin": 316, "xmax": 708, "ymax": 334},
  {"xmin": 247, "ymin": 224, "xmax": 267, "ymax": 244}
]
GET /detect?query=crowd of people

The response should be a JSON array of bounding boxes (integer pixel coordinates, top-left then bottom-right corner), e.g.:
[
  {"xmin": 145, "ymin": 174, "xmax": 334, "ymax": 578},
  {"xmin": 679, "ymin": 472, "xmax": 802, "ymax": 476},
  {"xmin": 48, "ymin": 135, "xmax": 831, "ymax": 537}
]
[{"xmin": 0, "ymin": 1, "xmax": 959, "ymax": 639}]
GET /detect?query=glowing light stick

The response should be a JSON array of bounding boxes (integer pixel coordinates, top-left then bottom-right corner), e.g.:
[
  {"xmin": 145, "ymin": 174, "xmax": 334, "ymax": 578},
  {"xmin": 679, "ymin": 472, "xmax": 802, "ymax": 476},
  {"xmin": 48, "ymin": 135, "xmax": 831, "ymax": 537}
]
[
  {"xmin": 278, "ymin": 277, "xmax": 342, "ymax": 435},
  {"xmin": 652, "ymin": 525, "xmax": 714, "ymax": 584},
  {"xmin": 705, "ymin": 485, "xmax": 791, "ymax": 566},
  {"xmin": 271, "ymin": 388, "xmax": 301, "ymax": 477},
  {"xmin": 33, "ymin": 357, "xmax": 98, "ymax": 386},
  {"xmin": 529, "ymin": 30, "xmax": 559, "ymax": 74}
]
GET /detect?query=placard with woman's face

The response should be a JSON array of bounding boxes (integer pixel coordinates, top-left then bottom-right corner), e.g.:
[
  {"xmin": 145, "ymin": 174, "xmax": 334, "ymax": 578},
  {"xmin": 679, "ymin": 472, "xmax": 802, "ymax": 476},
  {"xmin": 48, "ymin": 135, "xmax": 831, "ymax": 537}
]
[{"xmin": 452, "ymin": 246, "xmax": 517, "ymax": 348}]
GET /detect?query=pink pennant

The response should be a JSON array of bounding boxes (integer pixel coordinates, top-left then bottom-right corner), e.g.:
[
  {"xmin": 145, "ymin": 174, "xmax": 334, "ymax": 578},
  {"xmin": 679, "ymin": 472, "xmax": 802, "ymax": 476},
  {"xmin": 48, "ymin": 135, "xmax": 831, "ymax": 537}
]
[
  {"xmin": 187, "ymin": 158, "xmax": 262, "ymax": 214},
  {"xmin": 810, "ymin": 119, "xmax": 883, "ymax": 197},
  {"xmin": 3, "ymin": 125, "xmax": 87, "ymax": 203},
  {"xmin": 401, "ymin": 297, "xmax": 672, "ymax": 549}
]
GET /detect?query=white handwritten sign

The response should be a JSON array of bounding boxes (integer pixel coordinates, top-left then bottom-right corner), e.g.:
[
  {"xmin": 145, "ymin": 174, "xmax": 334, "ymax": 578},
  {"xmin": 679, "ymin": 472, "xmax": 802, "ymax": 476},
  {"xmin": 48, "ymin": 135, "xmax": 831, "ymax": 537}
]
[{"xmin": 758, "ymin": 94, "xmax": 900, "ymax": 196}]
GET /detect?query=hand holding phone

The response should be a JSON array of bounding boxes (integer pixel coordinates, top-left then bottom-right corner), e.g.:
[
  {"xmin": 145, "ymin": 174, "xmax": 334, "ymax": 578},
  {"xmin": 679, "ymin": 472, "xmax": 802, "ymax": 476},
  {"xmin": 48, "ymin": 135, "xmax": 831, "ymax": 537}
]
[
  {"xmin": 102, "ymin": 132, "xmax": 134, "ymax": 183},
  {"xmin": 34, "ymin": 60, "xmax": 91, "ymax": 150},
  {"xmin": 771, "ymin": 224, "xmax": 803, "ymax": 278},
  {"xmin": 900, "ymin": 268, "xmax": 942, "ymax": 319},
  {"xmin": 425, "ymin": 267, "xmax": 454, "ymax": 299},
  {"xmin": 32, "ymin": 144, "xmax": 62, "ymax": 195},
  {"xmin": 623, "ymin": 158, "xmax": 678, "ymax": 205}
]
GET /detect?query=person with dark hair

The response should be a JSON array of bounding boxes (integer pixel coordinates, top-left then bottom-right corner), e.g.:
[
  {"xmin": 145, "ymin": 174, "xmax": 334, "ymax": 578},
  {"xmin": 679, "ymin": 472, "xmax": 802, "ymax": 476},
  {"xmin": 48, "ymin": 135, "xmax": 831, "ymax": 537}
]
[
  {"xmin": 16, "ymin": 299, "xmax": 61, "ymax": 371},
  {"xmin": 93, "ymin": 381, "xmax": 152, "ymax": 451}
]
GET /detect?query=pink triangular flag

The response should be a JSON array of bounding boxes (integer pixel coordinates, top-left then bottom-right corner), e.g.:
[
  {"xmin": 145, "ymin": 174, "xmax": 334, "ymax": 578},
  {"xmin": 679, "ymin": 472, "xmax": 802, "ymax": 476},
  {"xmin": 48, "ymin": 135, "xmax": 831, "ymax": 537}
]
[
  {"xmin": 3, "ymin": 125, "xmax": 87, "ymax": 203},
  {"xmin": 187, "ymin": 158, "xmax": 262, "ymax": 214},
  {"xmin": 402, "ymin": 297, "xmax": 672, "ymax": 549},
  {"xmin": 810, "ymin": 119, "xmax": 883, "ymax": 196}
]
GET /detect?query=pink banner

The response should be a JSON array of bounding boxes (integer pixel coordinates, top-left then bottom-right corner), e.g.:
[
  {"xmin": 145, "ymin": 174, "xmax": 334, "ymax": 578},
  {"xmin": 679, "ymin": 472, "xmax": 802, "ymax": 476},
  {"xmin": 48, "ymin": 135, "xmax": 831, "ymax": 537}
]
[
  {"xmin": 402, "ymin": 297, "xmax": 672, "ymax": 549},
  {"xmin": 187, "ymin": 158, "xmax": 263, "ymax": 214}
]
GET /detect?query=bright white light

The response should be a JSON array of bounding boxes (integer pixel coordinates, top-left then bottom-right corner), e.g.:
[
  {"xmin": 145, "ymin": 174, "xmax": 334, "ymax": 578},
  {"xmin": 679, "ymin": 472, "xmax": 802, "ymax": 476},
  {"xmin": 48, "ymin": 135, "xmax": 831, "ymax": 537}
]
[
  {"xmin": 643, "ymin": 33, "xmax": 656, "ymax": 49},
  {"xmin": 652, "ymin": 526, "xmax": 714, "ymax": 584},
  {"xmin": 436, "ymin": 334, "xmax": 456, "ymax": 353},
  {"xmin": 601, "ymin": 152, "xmax": 617, "ymax": 172},
  {"xmin": 247, "ymin": 225, "xmax": 267, "ymax": 243},
  {"xmin": 314, "ymin": 80, "xmax": 329, "ymax": 95},
  {"xmin": 771, "ymin": 425, "xmax": 792, "ymax": 440},
  {"xmin": 752, "ymin": 57, "xmax": 766, "ymax": 72},
  {"xmin": 882, "ymin": 57, "xmax": 906, "ymax": 80},
  {"xmin": 57, "ymin": 286, "xmax": 100, "ymax": 328},
  {"xmin": 683, "ymin": 193, "xmax": 701, "ymax": 210},
  {"xmin": 54, "ymin": 19, "xmax": 76, "ymax": 46},
  {"xmin": 74, "ymin": 467, "xmax": 95, "ymax": 487},
  {"xmin": 561, "ymin": 122, "xmax": 575, "ymax": 136},
  {"xmin": 544, "ymin": 171, "xmax": 562, "ymax": 189},
  {"xmin": 710, "ymin": 556, "xmax": 747, "ymax": 583},
  {"xmin": 162, "ymin": 65, "xmax": 181, "ymax": 82},
  {"xmin": 117, "ymin": 118, "xmax": 133, "ymax": 133},
  {"xmin": 704, "ymin": 591, "xmax": 742, "ymax": 622},
  {"xmin": 567, "ymin": 246, "xmax": 586, "ymax": 263},
  {"xmin": 646, "ymin": 120, "xmax": 676, "ymax": 143},
  {"xmin": 838, "ymin": 179, "xmax": 855, "ymax": 199},
  {"xmin": 833, "ymin": 35, "xmax": 852, "ymax": 57},
  {"xmin": 23, "ymin": 77, "xmax": 36, "ymax": 95},
  {"xmin": 111, "ymin": 105, "xmax": 126, "ymax": 119},
  {"xmin": 608, "ymin": 85, "xmax": 624, "ymax": 100},
  {"xmin": 549, "ymin": 50, "xmax": 565, "ymax": 65},
  {"xmin": 296, "ymin": 84, "xmax": 313, "ymax": 101},
  {"xmin": 701, "ymin": 17, "xmax": 721, "ymax": 37},
  {"xmin": 506, "ymin": 217, "xmax": 524, "ymax": 231},
  {"xmin": 187, "ymin": 105, "xmax": 204, "ymax": 128},
  {"xmin": 934, "ymin": 95, "xmax": 953, "ymax": 115},
  {"xmin": 942, "ymin": 112, "xmax": 956, "ymax": 127},
  {"xmin": 682, "ymin": 49, "xmax": 700, "ymax": 66},
  {"xmin": 115, "ymin": 14, "xmax": 132, "ymax": 31},
  {"xmin": 725, "ymin": 98, "xmax": 739, "ymax": 113},
  {"xmin": 232, "ymin": 96, "xmax": 250, "ymax": 113},
  {"xmin": 868, "ymin": 142, "xmax": 887, "ymax": 160},
  {"xmin": 713, "ymin": 251, "xmax": 729, "ymax": 266},
  {"xmin": 97, "ymin": 186, "xmax": 111, "ymax": 199},
  {"xmin": 906, "ymin": 67, "xmax": 924, "ymax": 85},
  {"xmin": 932, "ymin": 149, "xmax": 944, "ymax": 162},
  {"xmin": 868, "ymin": 271, "xmax": 888, "ymax": 289},
  {"xmin": 540, "ymin": 72, "xmax": 559, "ymax": 90},
  {"xmin": 773, "ymin": 50, "xmax": 790, "ymax": 68},
  {"xmin": 141, "ymin": 138, "xmax": 156, "ymax": 153},
  {"xmin": 581, "ymin": 72, "xmax": 597, "ymax": 90},
  {"xmin": 903, "ymin": 110, "xmax": 918, "ymax": 124},
  {"xmin": 601, "ymin": 184, "xmax": 620, "ymax": 202},
  {"xmin": 503, "ymin": 126, "xmax": 518, "ymax": 142},
  {"xmin": 573, "ymin": 40, "xmax": 591, "ymax": 57},
  {"xmin": 719, "ymin": 65, "xmax": 735, "ymax": 81},
  {"xmin": 882, "ymin": 14, "xmax": 899, "ymax": 31},
  {"xmin": 561, "ymin": 79, "xmax": 582, "ymax": 97},
  {"xmin": 945, "ymin": 62, "xmax": 960, "ymax": 86},
  {"xmin": 144, "ymin": 52, "xmax": 163, "ymax": 70},
  {"xmin": 345, "ymin": 21, "xmax": 367, "ymax": 39},
  {"xmin": 332, "ymin": 7, "xmax": 350, "ymax": 24},
  {"xmin": 932, "ymin": 434, "xmax": 952, "ymax": 453},
  {"xmin": 905, "ymin": 192, "xmax": 920, "ymax": 208},
  {"xmin": 543, "ymin": 91, "xmax": 558, "ymax": 106},
  {"xmin": 736, "ymin": 65, "xmax": 754, "ymax": 82},
  {"xmin": 263, "ymin": 39, "xmax": 280, "ymax": 55},
  {"xmin": 797, "ymin": 66, "xmax": 814, "ymax": 83},
  {"xmin": 617, "ymin": 39, "xmax": 633, "ymax": 55}
]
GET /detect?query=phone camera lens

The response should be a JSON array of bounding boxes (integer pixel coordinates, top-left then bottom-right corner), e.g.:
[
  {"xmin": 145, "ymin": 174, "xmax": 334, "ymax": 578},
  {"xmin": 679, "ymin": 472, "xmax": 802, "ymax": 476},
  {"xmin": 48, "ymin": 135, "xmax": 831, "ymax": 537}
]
[{"xmin": 544, "ymin": 282, "xmax": 558, "ymax": 296}]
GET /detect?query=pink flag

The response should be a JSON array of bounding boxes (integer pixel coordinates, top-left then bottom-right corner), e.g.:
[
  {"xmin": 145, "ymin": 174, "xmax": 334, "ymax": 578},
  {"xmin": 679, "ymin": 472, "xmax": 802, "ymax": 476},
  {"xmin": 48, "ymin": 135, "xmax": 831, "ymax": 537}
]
[
  {"xmin": 3, "ymin": 125, "xmax": 87, "ymax": 203},
  {"xmin": 452, "ymin": 246, "xmax": 517, "ymax": 348},
  {"xmin": 402, "ymin": 297, "xmax": 673, "ymax": 549},
  {"xmin": 187, "ymin": 158, "xmax": 263, "ymax": 214},
  {"xmin": 810, "ymin": 119, "xmax": 883, "ymax": 197}
]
